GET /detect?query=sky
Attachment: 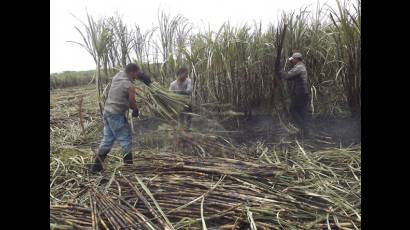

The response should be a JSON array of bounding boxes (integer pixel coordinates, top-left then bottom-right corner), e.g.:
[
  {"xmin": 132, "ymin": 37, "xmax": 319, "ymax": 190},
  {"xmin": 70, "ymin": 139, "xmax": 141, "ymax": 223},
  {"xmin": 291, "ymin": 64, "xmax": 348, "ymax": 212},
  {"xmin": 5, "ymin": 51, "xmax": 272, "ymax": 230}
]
[{"xmin": 50, "ymin": 0, "xmax": 342, "ymax": 74}]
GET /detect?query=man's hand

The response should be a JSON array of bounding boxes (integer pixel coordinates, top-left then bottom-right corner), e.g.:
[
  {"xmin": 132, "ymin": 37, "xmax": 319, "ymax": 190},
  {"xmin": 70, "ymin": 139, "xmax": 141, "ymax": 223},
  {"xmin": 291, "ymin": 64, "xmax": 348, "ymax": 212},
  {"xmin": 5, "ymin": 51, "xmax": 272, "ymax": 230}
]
[
  {"xmin": 132, "ymin": 108, "xmax": 139, "ymax": 118},
  {"xmin": 137, "ymin": 72, "xmax": 152, "ymax": 86}
]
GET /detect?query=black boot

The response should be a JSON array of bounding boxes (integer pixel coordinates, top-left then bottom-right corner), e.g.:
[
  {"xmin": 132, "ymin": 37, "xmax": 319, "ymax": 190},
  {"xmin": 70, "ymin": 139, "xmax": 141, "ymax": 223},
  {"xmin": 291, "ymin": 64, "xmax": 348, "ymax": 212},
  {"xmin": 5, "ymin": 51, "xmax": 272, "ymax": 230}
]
[
  {"xmin": 90, "ymin": 150, "xmax": 108, "ymax": 173},
  {"xmin": 123, "ymin": 151, "xmax": 133, "ymax": 165}
]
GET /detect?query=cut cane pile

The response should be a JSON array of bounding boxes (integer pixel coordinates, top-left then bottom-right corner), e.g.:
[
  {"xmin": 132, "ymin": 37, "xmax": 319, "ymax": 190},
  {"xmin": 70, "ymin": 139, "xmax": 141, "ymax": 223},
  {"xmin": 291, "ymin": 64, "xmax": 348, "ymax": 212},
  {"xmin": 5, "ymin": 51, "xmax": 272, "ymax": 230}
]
[{"xmin": 50, "ymin": 141, "xmax": 360, "ymax": 230}]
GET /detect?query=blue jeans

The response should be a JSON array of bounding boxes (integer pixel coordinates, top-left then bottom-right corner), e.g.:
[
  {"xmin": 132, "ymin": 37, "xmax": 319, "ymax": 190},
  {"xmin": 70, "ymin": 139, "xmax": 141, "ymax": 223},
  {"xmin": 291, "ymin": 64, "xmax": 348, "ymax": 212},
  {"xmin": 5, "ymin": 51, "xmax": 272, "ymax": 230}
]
[{"xmin": 98, "ymin": 112, "xmax": 132, "ymax": 156}]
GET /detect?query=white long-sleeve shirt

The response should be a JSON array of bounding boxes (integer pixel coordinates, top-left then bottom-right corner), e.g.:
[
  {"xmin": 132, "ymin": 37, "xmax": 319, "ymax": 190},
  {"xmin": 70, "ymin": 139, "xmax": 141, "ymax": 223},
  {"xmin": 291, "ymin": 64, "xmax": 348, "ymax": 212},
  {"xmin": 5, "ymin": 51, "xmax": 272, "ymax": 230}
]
[{"xmin": 169, "ymin": 78, "xmax": 193, "ymax": 95}]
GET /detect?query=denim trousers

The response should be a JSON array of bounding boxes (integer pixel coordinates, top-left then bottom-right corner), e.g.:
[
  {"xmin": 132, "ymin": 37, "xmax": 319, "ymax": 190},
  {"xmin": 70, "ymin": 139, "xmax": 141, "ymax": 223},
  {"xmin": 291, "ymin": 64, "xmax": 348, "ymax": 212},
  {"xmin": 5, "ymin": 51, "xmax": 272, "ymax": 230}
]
[{"xmin": 97, "ymin": 111, "xmax": 132, "ymax": 156}]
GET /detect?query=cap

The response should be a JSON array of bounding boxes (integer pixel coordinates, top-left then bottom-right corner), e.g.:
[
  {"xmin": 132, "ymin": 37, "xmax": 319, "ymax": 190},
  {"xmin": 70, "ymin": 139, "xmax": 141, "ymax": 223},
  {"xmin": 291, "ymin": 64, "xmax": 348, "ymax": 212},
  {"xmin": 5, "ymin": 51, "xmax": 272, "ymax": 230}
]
[{"xmin": 288, "ymin": 52, "xmax": 303, "ymax": 61}]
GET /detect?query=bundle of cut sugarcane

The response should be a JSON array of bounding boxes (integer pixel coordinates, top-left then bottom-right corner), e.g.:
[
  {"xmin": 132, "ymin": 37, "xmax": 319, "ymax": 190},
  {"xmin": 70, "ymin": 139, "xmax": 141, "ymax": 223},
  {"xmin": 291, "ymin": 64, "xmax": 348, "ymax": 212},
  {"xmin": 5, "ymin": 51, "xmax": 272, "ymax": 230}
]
[{"xmin": 135, "ymin": 80, "xmax": 191, "ymax": 123}]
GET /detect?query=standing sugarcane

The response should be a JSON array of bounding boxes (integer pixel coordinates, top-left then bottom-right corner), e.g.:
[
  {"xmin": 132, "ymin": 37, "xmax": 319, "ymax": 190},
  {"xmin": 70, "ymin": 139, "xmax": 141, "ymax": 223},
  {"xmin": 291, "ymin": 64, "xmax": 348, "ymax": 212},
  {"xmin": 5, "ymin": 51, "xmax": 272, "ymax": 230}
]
[
  {"xmin": 69, "ymin": 13, "xmax": 114, "ymax": 117},
  {"xmin": 273, "ymin": 22, "xmax": 291, "ymax": 122}
]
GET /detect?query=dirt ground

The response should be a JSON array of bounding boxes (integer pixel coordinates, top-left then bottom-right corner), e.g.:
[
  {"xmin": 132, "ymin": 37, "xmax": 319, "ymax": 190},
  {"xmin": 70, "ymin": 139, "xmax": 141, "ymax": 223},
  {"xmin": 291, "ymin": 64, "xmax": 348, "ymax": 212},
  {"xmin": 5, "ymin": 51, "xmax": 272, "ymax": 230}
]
[
  {"xmin": 222, "ymin": 115, "xmax": 361, "ymax": 145},
  {"xmin": 127, "ymin": 114, "xmax": 361, "ymax": 152}
]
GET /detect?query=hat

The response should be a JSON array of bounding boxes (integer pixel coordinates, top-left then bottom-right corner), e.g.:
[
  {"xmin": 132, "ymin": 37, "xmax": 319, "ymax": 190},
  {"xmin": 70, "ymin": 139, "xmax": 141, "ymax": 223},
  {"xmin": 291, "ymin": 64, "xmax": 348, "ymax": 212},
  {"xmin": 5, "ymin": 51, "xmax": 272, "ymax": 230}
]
[{"xmin": 288, "ymin": 52, "xmax": 303, "ymax": 61}]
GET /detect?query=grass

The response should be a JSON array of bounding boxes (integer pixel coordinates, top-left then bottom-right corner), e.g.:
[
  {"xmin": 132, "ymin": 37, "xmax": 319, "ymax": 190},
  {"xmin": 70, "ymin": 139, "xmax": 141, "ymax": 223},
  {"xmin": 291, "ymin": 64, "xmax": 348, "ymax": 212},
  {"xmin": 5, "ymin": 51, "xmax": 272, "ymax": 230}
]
[{"xmin": 50, "ymin": 70, "xmax": 111, "ymax": 89}]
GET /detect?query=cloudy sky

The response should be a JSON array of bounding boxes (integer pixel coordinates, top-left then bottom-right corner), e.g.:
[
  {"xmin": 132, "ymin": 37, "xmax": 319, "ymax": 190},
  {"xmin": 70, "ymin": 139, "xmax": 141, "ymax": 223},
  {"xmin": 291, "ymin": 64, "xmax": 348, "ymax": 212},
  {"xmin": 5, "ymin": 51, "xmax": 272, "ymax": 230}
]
[{"xmin": 50, "ymin": 0, "xmax": 341, "ymax": 73}]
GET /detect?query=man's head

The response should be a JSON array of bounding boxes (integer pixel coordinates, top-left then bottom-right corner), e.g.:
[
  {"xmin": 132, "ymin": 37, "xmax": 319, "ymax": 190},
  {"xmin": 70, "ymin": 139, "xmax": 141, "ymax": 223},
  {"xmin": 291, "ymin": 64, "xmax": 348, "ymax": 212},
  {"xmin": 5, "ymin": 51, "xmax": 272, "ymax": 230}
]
[
  {"xmin": 125, "ymin": 63, "xmax": 141, "ymax": 81},
  {"xmin": 288, "ymin": 52, "xmax": 303, "ymax": 65},
  {"xmin": 176, "ymin": 67, "xmax": 189, "ymax": 82}
]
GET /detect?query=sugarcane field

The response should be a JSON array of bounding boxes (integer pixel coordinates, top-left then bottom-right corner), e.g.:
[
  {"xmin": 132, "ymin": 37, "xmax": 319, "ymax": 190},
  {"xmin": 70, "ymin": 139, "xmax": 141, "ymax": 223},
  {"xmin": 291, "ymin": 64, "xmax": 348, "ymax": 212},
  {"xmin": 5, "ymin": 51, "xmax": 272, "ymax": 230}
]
[{"xmin": 50, "ymin": 1, "xmax": 361, "ymax": 229}]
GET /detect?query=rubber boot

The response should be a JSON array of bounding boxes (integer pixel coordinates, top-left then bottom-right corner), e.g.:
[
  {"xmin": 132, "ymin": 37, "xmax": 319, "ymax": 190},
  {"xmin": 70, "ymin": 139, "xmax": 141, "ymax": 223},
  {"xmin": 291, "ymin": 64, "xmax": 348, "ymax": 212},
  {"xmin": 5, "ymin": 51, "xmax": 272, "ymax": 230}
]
[
  {"xmin": 90, "ymin": 150, "xmax": 109, "ymax": 173},
  {"xmin": 123, "ymin": 151, "xmax": 133, "ymax": 165}
]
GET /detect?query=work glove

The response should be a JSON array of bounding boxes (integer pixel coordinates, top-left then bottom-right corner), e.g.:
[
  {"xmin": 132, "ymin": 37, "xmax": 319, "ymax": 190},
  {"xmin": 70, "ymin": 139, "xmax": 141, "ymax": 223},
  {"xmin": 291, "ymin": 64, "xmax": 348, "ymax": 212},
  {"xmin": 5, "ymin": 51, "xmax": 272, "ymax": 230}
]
[
  {"xmin": 137, "ymin": 72, "xmax": 152, "ymax": 86},
  {"xmin": 132, "ymin": 108, "xmax": 139, "ymax": 118}
]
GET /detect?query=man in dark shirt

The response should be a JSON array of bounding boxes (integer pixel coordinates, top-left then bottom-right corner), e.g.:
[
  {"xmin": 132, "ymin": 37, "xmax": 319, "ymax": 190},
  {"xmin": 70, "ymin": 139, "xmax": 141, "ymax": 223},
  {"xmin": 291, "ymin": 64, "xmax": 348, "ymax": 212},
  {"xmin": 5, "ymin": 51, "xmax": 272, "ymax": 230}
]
[{"xmin": 280, "ymin": 52, "xmax": 310, "ymax": 136}]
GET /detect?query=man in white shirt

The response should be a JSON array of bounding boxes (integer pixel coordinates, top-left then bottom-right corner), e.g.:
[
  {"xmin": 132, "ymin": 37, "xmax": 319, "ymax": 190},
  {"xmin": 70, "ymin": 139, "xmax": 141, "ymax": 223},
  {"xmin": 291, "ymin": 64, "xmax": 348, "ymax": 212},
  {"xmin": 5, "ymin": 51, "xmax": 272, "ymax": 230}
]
[
  {"xmin": 169, "ymin": 67, "xmax": 192, "ymax": 128},
  {"xmin": 169, "ymin": 67, "xmax": 192, "ymax": 94}
]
